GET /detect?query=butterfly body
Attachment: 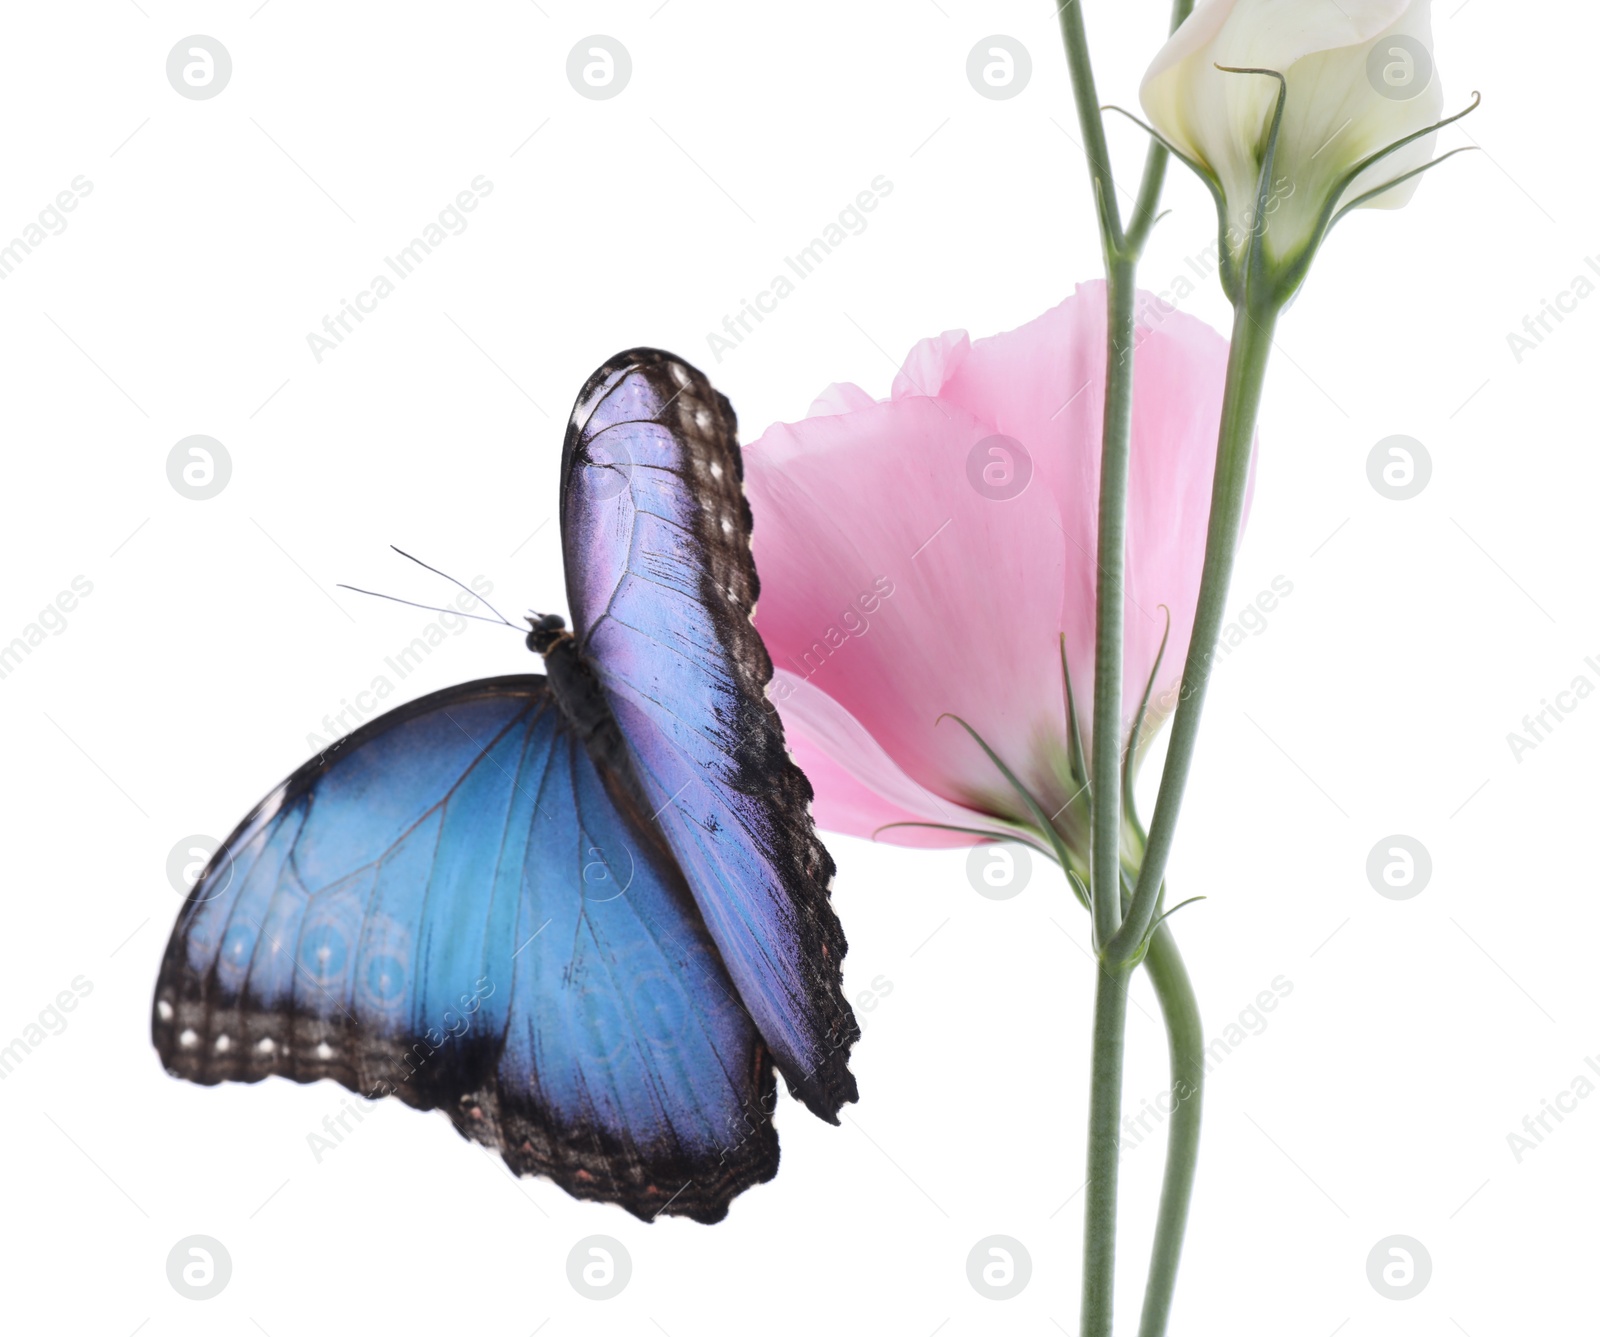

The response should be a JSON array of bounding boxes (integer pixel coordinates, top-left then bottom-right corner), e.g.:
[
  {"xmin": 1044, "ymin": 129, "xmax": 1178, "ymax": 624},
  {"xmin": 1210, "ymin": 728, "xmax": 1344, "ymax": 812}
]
[
  {"xmin": 153, "ymin": 350, "xmax": 858, "ymax": 1223},
  {"xmin": 535, "ymin": 624, "xmax": 632, "ymax": 765}
]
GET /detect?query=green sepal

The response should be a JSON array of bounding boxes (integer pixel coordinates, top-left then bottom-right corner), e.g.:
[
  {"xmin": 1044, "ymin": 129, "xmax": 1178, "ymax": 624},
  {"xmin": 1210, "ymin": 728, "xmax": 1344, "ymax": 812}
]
[
  {"xmin": 1066, "ymin": 868, "xmax": 1093, "ymax": 915},
  {"xmin": 872, "ymin": 820, "xmax": 1057, "ymax": 862},
  {"xmin": 937, "ymin": 712, "xmax": 1078, "ymax": 879},
  {"xmin": 1121, "ymin": 605, "xmax": 1171, "ymax": 855},
  {"xmin": 1059, "ymin": 633, "xmax": 1091, "ymax": 810},
  {"xmin": 1270, "ymin": 91, "xmax": 1483, "ymax": 303},
  {"xmin": 1148, "ymin": 895, "xmax": 1207, "ymax": 934},
  {"xmin": 1102, "ymin": 103, "xmax": 1239, "ymax": 302},
  {"xmin": 1212, "ymin": 64, "xmax": 1289, "ymax": 306},
  {"xmin": 1329, "ymin": 145, "xmax": 1479, "ymax": 224}
]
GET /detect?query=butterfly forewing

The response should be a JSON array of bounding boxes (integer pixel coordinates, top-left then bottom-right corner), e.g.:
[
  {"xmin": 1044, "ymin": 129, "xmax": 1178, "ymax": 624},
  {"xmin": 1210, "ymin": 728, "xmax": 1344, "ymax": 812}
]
[{"xmin": 560, "ymin": 349, "xmax": 859, "ymax": 1120}]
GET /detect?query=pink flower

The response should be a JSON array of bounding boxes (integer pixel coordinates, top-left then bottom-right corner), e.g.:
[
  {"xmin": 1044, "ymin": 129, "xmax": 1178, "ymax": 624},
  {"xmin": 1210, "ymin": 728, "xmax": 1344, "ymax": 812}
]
[{"xmin": 744, "ymin": 282, "xmax": 1242, "ymax": 849}]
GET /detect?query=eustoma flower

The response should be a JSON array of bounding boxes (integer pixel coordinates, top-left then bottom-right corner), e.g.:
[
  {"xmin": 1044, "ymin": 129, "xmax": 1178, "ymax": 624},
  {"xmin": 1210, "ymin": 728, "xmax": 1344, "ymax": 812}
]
[
  {"xmin": 1138, "ymin": 0, "xmax": 1472, "ymax": 304},
  {"xmin": 743, "ymin": 282, "xmax": 1239, "ymax": 877}
]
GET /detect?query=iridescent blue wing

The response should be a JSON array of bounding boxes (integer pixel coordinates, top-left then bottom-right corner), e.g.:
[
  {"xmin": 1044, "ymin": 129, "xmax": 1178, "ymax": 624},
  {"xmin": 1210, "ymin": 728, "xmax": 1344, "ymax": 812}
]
[
  {"xmin": 152, "ymin": 676, "xmax": 778, "ymax": 1223},
  {"xmin": 561, "ymin": 349, "xmax": 858, "ymax": 1120}
]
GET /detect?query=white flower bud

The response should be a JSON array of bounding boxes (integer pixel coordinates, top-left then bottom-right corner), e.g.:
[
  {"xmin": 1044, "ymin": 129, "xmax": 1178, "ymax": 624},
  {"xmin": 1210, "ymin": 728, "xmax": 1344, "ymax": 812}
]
[{"xmin": 1141, "ymin": 0, "xmax": 1448, "ymax": 287}]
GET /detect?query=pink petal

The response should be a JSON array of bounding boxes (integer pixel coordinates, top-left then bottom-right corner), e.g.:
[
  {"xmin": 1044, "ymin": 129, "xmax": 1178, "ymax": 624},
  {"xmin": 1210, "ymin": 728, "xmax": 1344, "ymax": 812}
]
[
  {"xmin": 890, "ymin": 330, "xmax": 970, "ymax": 400},
  {"xmin": 932, "ymin": 281, "xmax": 1234, "ymax": 738},
  {"xmin": 774, "ymin": 672, "xmax": 988, "ymax": 848},
  {"xmin": 807, "ymin": 382, "xmax": 877, "ymax": 418},
  {"xmin": 746, "ymin": 394, "xmax": 1074, "ymax": 823},
  {"xmin": 746, "ymin": 286, "xmax": 1242, "ymax": 842}
]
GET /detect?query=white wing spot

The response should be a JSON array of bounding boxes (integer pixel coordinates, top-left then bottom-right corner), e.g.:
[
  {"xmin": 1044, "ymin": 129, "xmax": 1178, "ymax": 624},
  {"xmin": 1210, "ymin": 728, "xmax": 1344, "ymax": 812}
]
[
  {"xmin": 695, "ymin": 408, "xmax": 711, "ymax": 430},
  {"xmin": 670, "ymin": 363, "xmax": 691, "ymax": 387},
  {"xmin": 316, "ymin": 1041, "xmax": 334, "ymax": 1060},
  {"xmin": 214, "ymin": 1034, "xmax": 231, "ymax": 1053},
  {"xmin": 179, "ymin": 1028, "xmax": 198, "ymax": 1049},
  {"xmin": 709, "ymin": 460, "xmax": 723, "ymax": 480},
  {"xmin": 257, "ymin": 1037, "xmax": 276, "ymax": 1055},
  {"xmin": 156, "ymin": 1000, "xmax": 174, "ymax": 1021},
  {"xmin": 720, "ymin": 516, "xmax": 734, "ymax": 535}
]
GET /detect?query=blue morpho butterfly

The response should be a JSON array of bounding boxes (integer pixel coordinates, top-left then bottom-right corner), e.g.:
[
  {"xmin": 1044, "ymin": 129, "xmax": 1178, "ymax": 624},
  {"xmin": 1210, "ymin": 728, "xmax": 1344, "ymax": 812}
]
[{"xmin": 153, "ymin": 349, "xmax": 860, "ymax": 1223}]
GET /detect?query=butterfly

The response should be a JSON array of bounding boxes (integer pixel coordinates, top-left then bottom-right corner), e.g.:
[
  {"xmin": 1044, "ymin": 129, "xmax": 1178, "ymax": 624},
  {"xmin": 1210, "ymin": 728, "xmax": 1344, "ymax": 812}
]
[{"xmin": 153, "ymin": 349, "xmax": 860, "ymax": 1223}]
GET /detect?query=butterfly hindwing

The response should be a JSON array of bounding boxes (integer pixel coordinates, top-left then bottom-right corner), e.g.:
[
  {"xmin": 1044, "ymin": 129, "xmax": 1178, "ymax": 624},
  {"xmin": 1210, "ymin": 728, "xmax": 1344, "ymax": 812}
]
[
  {"xmin": 153, "ymin": 676, "xmax": 778, "ymax": 1223},
  {"xmin": 561, "ymin": 349, "xmax": 860, "ymax": 1120}
]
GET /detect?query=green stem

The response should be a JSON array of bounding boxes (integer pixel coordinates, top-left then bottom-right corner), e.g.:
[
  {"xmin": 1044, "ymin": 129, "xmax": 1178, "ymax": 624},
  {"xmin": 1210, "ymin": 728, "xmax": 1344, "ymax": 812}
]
[
  {"xmin": 1137, "ymin": 923, "xmax": 1204, "ymax": 1337},
  {"xmin": 1057, "ymin": 0, "xmax": 1133, "ymax": 953},
  {"xmin": 1088, "ymin": 259, "xmax": 1137, "ymax": 950},
  {"xmin": 1081, "ymin": 956, "xmax": 1133, "ymax": 1337},
  {"xmin": 1124, "ymin": 0, "xmax": 1196, "ymax": 253},
  {"xmin": 1054, "ymin": 5, "xmax": 1198, "ymax": 1333},
  {"xmin": 1109, "ymin": 300, "xmax": 1279, "ymax": 965},
  {"xmin": 1056, "ymin": 0, "xmax": 1126, "ymax": 257}
]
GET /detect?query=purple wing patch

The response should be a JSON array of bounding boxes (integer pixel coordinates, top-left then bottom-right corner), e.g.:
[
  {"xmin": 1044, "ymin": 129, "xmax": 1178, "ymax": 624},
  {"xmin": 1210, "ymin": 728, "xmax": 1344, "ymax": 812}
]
[{"xmin": 560, "ymin": 349, "xmax": 859, "ymax": 1121}]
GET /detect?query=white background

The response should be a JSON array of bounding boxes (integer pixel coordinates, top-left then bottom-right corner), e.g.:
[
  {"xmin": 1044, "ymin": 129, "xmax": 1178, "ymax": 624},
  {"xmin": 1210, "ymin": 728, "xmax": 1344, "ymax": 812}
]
[{"xmin": 0, "ymin": 2, "xmax": 1590, "ymax": 1333}]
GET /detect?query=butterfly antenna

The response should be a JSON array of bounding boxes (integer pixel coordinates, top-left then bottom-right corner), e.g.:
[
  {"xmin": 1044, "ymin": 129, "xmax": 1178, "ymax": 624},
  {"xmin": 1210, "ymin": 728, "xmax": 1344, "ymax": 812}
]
[
  {"xmin": 334, "ymin": 584, "xmax": 525, "ymax": 632},
  {"xmin": 387, "ymin": 546, "xmax": 517, "ymax": 627}
]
